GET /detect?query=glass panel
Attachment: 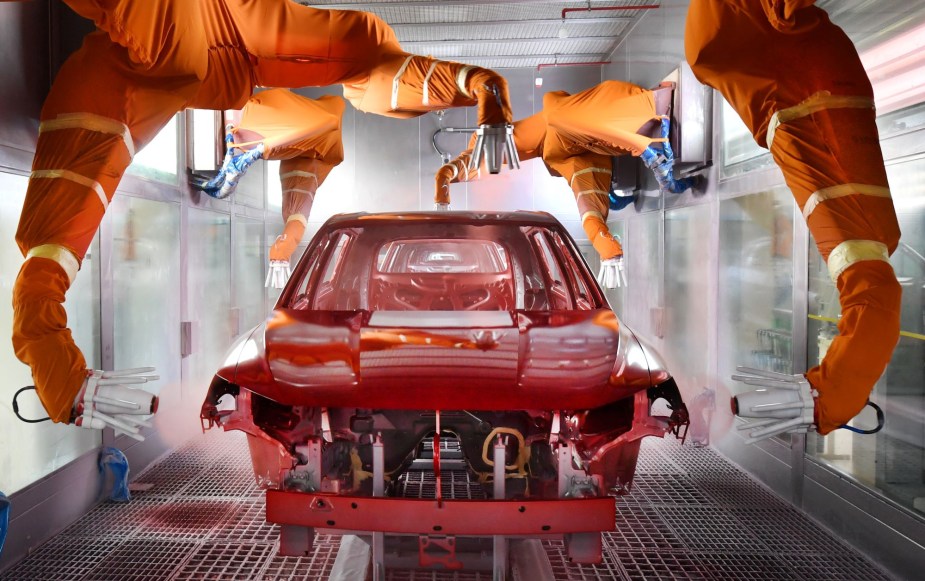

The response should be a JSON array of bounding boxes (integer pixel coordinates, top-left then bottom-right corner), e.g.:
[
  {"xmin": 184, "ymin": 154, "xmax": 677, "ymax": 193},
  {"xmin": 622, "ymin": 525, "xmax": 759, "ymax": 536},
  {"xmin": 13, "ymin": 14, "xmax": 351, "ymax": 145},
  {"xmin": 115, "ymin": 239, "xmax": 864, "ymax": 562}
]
[
  {"xmin": 234, "ymin": 158, "xmax": 266, "ymax": 209},
  {"xmin": 720, "ymin": 98, "xmax": 774, "ymax": 178},
  {"xmin": 267, "ymin": 160, "xmax": 283, "ymax": 210},
  {"xmin": 877, "ymin": 101, "xmax": 925, "ymax": 138},
  {"xmin": 664, "ymin": 203, "xmax": 715, "ymax": 398},
  {"xmin": 806, "ymin": 156, "xmax": 925, "ymax": 515},
  {"xmin": 191, "ymin": 109, "xmax": 218, "ymax": 172},
  {"xmin": 186, "ymin": 209, "xmax": 232, "ymax": 391},
  {"xmin": 623, "ymin": 212, "xmax": 662, "ymax": 337},
  {"xmin": 530, "ymin": 231, "xmax": 573, "ymax": 310},
  {"xmin": 127, "ymin": 115, "xmax": 178, "ymax": 183},
  {"xmin": 551, "ymin": 231, "xmax": 600, "ymax": 311},
  {"xmin": 600, "ymin": 220, "xmax": 625, "ymax": 314},
  {"xmin": 235, "ymin": 217, "xmax": 266, "ymax": 334},
  {"xmin": 0, "ymin": 172, "xmax": 101, "ymax": 494},
  {"xmin": 110, "ymin": 197, "xmax": 181, "ymax": 414},
  {"xmin": 289, "ymin": 222, "xmax": 587, "ymax": 313},
  {"xmin": 718, "ymin": 188, "xmax": 795, "ymax": 441},
  {"xmin": 376, "ymin": 240, "xmax": 509, "ymax": 274}
]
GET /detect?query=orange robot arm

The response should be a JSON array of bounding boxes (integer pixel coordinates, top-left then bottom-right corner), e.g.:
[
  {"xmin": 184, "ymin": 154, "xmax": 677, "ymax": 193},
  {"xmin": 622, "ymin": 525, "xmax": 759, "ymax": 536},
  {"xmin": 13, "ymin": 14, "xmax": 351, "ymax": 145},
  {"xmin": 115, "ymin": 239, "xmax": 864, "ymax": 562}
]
[
  {"xmin": 686, "ymin": 0, "xmax": 902, "ymax": 437},
  {"xmin": 343, "ymin": 52, "xmax": 513, "ymax": 127},
  {"xmin": 270, "ymin": 156, "xmax": 339, "ymax": 265},
  {"xmin": 13, "ymin": 0, "xmax": 209, "ymax": 427},
  {"xmin": 543, "ymin": 81, "xmax": 666, "ymax": 158},
  {"xmin": 15, "ymin": 0, "xmax": 509, "ymax": 427},
  {"xmin": 232, "ymin": 90, "xmax": 346, "ymax": 160},
  {"xmin": 218, "ymin": 0, "xmax": 513, "ymax": 126},
  {"xmin": 542, "ymin": 125, "xmax": 622, "ymax": 261},
  {"xmin": 434, "ymin": 138, "xmax": 477, "ymax": 207},
  {"xmin": 435, "ymin": 113, "xmax": 546, "ymax": 206},
  {"xmin": 228, "ymin": 91, "xmax": 346, "ymax": 287}
]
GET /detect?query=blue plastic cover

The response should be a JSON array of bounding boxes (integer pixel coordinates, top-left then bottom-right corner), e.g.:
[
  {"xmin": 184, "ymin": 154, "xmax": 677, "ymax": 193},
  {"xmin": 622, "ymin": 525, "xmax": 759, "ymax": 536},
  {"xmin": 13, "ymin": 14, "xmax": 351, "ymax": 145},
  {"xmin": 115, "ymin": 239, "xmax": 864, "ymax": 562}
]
[
  {"xmin": 99, "ymin": 447, "xmax": 132, "ymax": 503},
  {"xmin": 0, "ymin": 491, "xmax": 9, "ymax": 556}
]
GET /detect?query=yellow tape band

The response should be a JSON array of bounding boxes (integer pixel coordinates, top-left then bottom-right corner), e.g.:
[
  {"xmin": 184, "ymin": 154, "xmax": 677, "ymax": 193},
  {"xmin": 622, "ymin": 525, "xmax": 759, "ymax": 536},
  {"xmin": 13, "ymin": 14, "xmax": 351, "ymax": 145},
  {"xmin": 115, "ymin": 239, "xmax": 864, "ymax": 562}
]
[
  {"xmin": 581, "ymin": 211, "xmax": 605, "ymax": 224},
  {"xmin": 456, "ymin": 65, "xmax": 475, "ymax": 98},
  {"xmin": 826, "ymin": 239, "xmax": 891, "ymax": 282},
  {"xmin": 285, "ymin": 213, "xmax": 308, "ymax": 227},
  {"xmin": 391, "ymin": 55, "xmax": 416, "ymax": 110},
  {"xmin": 280, "ymin": 170, "xmax": 318, "ymax": 183},
  {"xmin": 31, "ymin": 169, "xmax": 108, "ymax": 210},
  {"xmin": 802, "ymin": 183, "xmax": 892, "ymax": 220},
  {"xmin": 26, "ymin": 244, "xmax": 80, "ymax": 285},
  {"xmin": 576, "ymin": 189, "xmax": 611, "ymax": 199},
  {"xmin": 282, "ymin": 188, "xmax": 316, "ymax": 200},
  {"xmin": 422, "ymin": 59, "xmax": 440, "ymax": 106},
  {"xmin": 767, "ymin": 92, "xmax": 874, "ymax": 150},
  {"xmin": 570, "ymin": 167, "xmax": 610, "ymax": 188},
  {"xmin": 40, "ymin": 113, "xmax": 135, "ymax": 158}
]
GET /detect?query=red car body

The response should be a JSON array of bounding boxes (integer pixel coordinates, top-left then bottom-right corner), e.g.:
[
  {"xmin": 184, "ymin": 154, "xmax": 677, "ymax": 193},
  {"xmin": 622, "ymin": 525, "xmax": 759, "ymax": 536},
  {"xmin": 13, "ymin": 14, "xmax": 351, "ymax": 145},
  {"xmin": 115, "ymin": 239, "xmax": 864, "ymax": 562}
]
[{"xmin": 201, "ymin": 211, "xmax": 688, "ymax": 564}]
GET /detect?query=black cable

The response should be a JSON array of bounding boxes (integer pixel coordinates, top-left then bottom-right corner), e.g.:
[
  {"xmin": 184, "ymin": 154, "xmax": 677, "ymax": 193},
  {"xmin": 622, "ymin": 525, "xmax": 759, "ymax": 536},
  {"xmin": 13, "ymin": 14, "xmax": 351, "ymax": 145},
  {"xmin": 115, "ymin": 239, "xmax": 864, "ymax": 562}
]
[
  {"xmin": 12, "ymin": 386, "xmax": 51, "ymax": 423},
  {"xmin": 838, "ymin": 401, "xmax": 885, "ymax": 435}
]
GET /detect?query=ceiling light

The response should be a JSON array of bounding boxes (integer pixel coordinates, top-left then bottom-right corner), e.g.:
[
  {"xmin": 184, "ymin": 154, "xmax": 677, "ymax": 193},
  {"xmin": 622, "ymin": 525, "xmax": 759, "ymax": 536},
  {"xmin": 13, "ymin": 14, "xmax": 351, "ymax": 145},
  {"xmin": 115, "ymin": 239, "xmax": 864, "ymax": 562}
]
[{"xmin": 860, "ymin": 21, "xmax": 925, "ymax": 114}]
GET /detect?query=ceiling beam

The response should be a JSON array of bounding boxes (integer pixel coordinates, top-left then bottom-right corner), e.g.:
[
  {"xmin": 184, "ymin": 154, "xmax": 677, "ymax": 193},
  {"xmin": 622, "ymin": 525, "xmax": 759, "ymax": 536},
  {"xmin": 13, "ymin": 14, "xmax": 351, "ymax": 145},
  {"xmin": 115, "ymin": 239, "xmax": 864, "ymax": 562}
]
[
  {"xmin": 433, "ymin": 52, "xmax": 609, "ymax": 62},
  {"xmin": 400, "ymin": 36, "xmax": 617, "ymax": 47},
  {"xmin": 390, "ymin": 16, "xmax": 632, "ymax": 29},
  {"xmin": 302, "ymin": 1, "xmax": 597, "ymax": 8}
]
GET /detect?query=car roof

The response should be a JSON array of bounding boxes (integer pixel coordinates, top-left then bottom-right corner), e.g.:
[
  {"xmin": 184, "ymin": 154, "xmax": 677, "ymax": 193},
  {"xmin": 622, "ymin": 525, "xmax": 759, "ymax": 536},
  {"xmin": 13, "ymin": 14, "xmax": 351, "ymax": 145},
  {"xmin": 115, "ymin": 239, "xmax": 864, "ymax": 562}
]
[{"xmin": 320, "ymin": 211, "xmax": 563, "ymax": 230}]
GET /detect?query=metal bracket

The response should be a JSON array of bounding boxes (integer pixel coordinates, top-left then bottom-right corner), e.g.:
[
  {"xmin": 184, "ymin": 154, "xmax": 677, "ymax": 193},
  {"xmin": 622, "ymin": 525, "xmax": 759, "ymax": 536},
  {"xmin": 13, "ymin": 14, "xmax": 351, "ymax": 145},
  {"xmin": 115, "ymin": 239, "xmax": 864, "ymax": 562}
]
[
  {"xmin": 418, "ymin": 535, "xmax": 463, "ymax": 570},
  {"xmin": 470, "ymin": 124, "xmax": 520, "ymax": 174}
]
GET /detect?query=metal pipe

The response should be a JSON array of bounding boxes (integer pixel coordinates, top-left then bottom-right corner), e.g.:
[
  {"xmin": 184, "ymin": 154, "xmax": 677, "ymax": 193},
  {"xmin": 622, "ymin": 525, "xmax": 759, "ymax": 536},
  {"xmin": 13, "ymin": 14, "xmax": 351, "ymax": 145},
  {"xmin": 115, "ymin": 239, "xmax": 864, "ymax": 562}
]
[
  {"xmin": 433, "ymin": 127, "xmax": 478, "ymax": 163},
  {"xmin": 493, "ymin": 436, "xmax": 507, "ymax": 580},
  {"xmin": 536, "ymin": 60, "xmax": 610, "ymax": 71},
  {"xmin": 561, "ymin": 4, "xmax": 660, "ymax": 20}
]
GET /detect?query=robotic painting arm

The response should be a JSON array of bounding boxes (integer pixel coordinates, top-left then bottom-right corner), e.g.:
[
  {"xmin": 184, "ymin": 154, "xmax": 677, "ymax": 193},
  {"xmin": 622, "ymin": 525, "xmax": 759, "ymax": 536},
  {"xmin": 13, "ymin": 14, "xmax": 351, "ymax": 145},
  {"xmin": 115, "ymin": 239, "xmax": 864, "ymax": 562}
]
[
  {"xmin": 434, "ymin": 112, "xmax": 546, "ymax": 209},
  {"xmin": 13, "ymin": 0, "xmax": 505, "ymax": 435},
  {"xmin": 210, "ymin": 89, "xmax": 345, "ymax": 288},
  {"xmin": 544, "ymin": 81, "xmax": 697, "ymax": 195},
  {"xmin": 266, "ymin": 155, "xmax": 339, "ymax": 288},
  {"xmin": 686, "ymin": 0, "xmax": 902, "ymax": 441},
  {"xmin": 434, "ymin": 146, "xmax": 476, "ymax": 210},
  {"xmin": 197, "ymin": 89, "xmax": 344, "ymax": 200},
  {"xmin": 542, "ymin": 137, "xmax": 626, "ymax": 288},
  {"xmin": 341, "ymin": 53, "xmax": 517, "ymax": 175}
]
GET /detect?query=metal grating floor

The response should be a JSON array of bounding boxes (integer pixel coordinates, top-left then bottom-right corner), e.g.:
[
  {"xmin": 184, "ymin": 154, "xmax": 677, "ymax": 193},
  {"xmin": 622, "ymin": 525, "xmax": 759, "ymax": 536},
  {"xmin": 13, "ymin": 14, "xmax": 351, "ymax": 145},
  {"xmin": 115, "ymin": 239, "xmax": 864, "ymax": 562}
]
[{"xmin": 0, "ymin": 432, "xmax": 896, "ymax": 580}]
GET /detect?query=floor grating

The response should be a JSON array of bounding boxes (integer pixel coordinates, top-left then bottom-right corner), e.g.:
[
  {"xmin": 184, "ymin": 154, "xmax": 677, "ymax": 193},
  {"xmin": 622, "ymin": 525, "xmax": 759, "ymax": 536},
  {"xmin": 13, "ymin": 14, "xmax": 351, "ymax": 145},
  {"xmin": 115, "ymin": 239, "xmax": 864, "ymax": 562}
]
[{"xmin": 0, "ymin": 431, "xmax": 896, "ymax": 580}]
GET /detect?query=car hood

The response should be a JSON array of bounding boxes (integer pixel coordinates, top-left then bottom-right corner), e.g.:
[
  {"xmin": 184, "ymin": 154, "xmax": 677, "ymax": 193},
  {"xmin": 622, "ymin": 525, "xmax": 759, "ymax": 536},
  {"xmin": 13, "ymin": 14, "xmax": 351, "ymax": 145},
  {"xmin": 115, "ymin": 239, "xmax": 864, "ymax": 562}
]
[{"xmin": 215, "ymin": 308, "xmax": 658, "ymax": 410}]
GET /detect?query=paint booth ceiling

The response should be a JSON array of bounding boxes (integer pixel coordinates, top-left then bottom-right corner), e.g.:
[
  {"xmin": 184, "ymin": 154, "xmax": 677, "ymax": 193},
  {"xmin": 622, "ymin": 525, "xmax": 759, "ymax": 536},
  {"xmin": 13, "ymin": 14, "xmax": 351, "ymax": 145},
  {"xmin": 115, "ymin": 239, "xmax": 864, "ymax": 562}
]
[{"xmin": 298, "ymin": 0, "xmax": 660, "ymax": 69}]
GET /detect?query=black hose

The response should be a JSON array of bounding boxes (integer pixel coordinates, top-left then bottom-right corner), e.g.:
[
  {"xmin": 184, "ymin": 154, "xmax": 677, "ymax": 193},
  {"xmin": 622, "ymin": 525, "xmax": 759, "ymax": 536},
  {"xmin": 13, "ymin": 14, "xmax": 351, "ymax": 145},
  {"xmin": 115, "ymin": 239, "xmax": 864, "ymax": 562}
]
[
  {"xmin": 12, "ymin": 386, "xmax": 51, "ymax": 423},
  {"xmin": 838, "ymin": 401, "xmax": 885, "ymax": 435}
]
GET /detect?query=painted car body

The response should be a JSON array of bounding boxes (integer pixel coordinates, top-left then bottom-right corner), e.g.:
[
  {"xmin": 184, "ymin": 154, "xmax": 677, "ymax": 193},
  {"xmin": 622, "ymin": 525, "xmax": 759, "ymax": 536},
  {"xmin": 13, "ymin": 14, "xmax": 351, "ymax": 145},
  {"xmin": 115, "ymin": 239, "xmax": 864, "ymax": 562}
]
[{"xmin": 201, "ymin": 211, "xmax": 687, "ymax": 563}]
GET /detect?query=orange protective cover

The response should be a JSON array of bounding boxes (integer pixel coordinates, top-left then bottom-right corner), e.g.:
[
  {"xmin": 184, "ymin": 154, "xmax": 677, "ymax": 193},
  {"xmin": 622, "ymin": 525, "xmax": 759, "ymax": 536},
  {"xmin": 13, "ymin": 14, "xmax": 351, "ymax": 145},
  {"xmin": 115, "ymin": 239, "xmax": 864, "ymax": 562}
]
[
  {"xmin": 686, "ymin": 0, "xmax": 902, "ymax": 433},
  {"xmin": 16, "ymin": 0, "xmax": 515, "ymax": 422}
]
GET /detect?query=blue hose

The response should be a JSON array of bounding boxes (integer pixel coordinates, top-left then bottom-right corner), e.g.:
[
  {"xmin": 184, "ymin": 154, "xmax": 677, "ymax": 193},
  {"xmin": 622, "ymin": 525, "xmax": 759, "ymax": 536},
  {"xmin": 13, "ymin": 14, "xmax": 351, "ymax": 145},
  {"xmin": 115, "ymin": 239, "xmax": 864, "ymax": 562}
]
[
  {"xmin": 640, "ymin": 117, "xmax": 696, "ymax": 194},
  {"xmin": 201, "ymin": 143, "xmax": 265, "ymax": 199}
]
